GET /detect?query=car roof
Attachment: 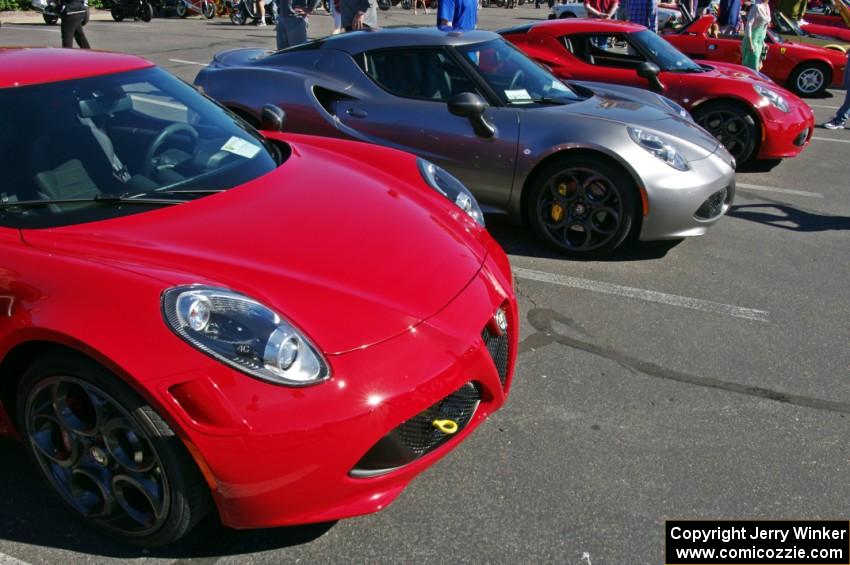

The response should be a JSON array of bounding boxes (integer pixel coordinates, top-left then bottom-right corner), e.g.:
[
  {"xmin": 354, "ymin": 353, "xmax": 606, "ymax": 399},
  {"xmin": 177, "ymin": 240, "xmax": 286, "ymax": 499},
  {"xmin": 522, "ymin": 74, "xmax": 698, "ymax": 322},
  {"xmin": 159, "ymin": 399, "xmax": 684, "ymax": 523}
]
[
  {"xmin": 517, "ymin": 19, "xmax": 648, "ymax": 35},
  {"xmin": 0, "ymin": 48, "xmax": 154, "ymax": 89},
  {"xmin": 298, "ymin": 26, "xmax": 503, "ymax": 54}
]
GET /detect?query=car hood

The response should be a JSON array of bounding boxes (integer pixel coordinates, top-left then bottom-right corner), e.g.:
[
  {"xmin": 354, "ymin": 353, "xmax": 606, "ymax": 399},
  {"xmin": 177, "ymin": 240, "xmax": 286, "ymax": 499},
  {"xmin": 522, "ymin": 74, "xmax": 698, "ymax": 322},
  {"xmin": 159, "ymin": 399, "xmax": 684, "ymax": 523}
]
[
  {"xmin": 21, "ymin": 137, "xmax": 488, "ymax": 355},
  {"xmin": 694, "ymin": 61, "xmax": 768, "ymax": 81},
  {"xmin": 560, "ymin": 81, "xmax": 720, "ymax": 159}
]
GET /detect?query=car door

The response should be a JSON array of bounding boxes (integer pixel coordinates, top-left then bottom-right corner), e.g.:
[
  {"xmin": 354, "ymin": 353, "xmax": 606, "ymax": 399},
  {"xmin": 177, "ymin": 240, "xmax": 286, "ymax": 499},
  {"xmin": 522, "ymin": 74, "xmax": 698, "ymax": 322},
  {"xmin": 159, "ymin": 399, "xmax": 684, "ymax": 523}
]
[
  {"xmin": 334, "ymin": 47, "xmax": 520, "ymax": 207},
  {"xmin": 557, "ymin": 32, "xmax": 683, "ymax": 100}
]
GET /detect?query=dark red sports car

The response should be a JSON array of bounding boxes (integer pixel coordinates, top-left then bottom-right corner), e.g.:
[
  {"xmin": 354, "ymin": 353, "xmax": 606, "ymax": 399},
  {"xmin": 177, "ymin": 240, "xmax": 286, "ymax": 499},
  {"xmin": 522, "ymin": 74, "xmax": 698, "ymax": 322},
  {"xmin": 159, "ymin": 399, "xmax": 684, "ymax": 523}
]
[
  {"xmin": 663, "ymin": 13, "xmax": 848, "ymax": 97},
  {"xmin": 0, "ymin": 48, "xmax": 517, "ymax": 546},
  {"xmin": 501, "ymin": 19, "xmax": 815, "ymax": 165}
]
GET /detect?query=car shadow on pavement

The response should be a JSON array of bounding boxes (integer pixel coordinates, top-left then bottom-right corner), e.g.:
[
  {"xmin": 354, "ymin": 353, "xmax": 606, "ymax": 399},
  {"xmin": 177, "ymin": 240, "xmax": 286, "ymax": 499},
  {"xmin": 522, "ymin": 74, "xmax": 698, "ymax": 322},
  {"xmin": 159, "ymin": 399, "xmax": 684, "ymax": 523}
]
[
  {"xmin": 0, "ymin": 437, "xmax": 335, "ymax": 559},
  {"xmin": 485, "ymin": 214, "xmax": 683, "ymax": 261},
  {"xmin": 729, "ymin": 204, "xmax": 850, "ymax": 232}
]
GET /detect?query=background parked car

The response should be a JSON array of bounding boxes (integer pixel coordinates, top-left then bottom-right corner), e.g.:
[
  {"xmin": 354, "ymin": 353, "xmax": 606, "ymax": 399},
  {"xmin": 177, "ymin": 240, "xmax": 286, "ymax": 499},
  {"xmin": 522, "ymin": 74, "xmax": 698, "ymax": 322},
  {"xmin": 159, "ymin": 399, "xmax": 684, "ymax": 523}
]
[
  {"xmin": 501, "ymin": 19, "xmax": 815, "ymax": 165},
  {"xmin": 196, "ymin": 28, "xmax": 736, "ymax": 258},
  {"xmin": 663, "ymin": 11, "xmax": 848, "ymax": 96}
]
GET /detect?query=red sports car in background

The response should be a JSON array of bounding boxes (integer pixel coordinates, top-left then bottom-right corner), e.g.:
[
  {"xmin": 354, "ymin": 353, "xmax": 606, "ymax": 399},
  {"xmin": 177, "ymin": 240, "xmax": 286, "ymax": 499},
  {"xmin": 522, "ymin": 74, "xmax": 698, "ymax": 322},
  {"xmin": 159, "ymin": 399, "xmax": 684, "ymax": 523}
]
[
  {"xmin": 0, "ymin": 47, "xmax": 517, "ymax": 546},
  {"xmin": 663, "ymin": 13, "xmax": 848, "ymax": 96},
  {"xmin": 501, "ymin": 19, "xmax": 814, "ymax": 165}
]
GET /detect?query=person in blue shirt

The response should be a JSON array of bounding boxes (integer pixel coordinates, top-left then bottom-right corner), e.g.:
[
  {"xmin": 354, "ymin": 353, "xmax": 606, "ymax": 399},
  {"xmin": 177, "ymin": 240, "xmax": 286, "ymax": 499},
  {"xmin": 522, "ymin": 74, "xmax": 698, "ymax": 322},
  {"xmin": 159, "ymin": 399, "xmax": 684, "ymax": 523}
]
[{"xmin": 437, "ymin": 0, "xmax": 477, "ymax": 31}]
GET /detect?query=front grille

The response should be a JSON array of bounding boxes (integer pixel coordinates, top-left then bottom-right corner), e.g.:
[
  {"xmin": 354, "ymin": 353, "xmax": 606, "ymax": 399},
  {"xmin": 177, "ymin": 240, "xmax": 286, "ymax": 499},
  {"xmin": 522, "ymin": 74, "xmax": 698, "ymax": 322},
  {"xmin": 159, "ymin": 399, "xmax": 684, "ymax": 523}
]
[
  {"xmin": 350, "ymin": 382, "xmax": 480, "ymax": 477},
  {"xmin": 482, "ymin": 325, "xmax": 510, "ymax": 386},
  {"xmin": 794, "ymin": 128, "xmax": 811, "ymax": 147},
  {"xmin": 694, "ymin": 187, "xmax": 728, "ymax": 220}
]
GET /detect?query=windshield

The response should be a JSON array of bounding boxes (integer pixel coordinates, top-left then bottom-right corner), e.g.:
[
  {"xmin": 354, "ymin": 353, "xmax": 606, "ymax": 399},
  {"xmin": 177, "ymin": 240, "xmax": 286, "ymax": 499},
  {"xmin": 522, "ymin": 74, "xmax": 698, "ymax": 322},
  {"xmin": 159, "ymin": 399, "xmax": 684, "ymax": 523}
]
[
  {"xmin": 0, "ymin": 66, "xmax": 279, "ymax": 228},
  {"xmin": 630, "ymin": 29, "xmax": 703, "ymax": 72},
  {"xmin": 456, "ymin": 39, "xmax": 582, "ymax": 105}
]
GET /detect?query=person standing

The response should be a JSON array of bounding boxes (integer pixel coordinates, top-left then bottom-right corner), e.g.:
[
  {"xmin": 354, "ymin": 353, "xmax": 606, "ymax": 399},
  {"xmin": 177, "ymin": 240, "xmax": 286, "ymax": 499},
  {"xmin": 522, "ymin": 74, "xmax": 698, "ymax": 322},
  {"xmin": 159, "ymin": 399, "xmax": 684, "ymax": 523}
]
[
  {"xmin": 330, "ymin": 0, "xmax": 343, "ymax": 33},
  {"xmin": 742, "ymin": 0, "xmax": 770, "ymax": 71},
  {"xmin": 823, "ymin": 50, "xmax": 850, "ymax": 129},
  {"xmin": 778, "ymin": 0, "xmax": 808, "ymax": 25},
  {"xmin": 275, "ymin": 0, "xmax": 318, "ymax": 49},
  {"xmin": 716, "ymin": 0, "xmax": 742, "ymax": 34},
  {"xmin": 414, "ymin": 0, "xmax": 430, "ymax": 16},
  {"xmin": 585, "ymin": 0, "xmax": 618, "ymax": 20},
  {"xmin": 59, "ymin": 0, "xmax": 89, "ymax": 49},
  {"xmin": 437, "ymin": 0, "xmax": 477, "ymax": 31},
  {"xmin": 625, "ymin": 0, "xmax": 657, "ymax": 32},
  {"xmin": 341, "ymin": 0, "xmax": 377, "ymax": 30},
  {"xmin": 256, "ymin": 0, "xmax": 267, "ymax": 26}
]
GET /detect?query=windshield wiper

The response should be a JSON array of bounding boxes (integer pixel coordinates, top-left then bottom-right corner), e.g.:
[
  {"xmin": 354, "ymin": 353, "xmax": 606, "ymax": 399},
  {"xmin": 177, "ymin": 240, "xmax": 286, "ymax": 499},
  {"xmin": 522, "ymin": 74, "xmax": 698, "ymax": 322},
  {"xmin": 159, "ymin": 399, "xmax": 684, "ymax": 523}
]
[
  {"xmin": 0, "ymin": 194, "xmax": 187, "ymax": 211},
  {"xmin": 152, "ymin": 189, "xmax": 227, "ymax": 196}
]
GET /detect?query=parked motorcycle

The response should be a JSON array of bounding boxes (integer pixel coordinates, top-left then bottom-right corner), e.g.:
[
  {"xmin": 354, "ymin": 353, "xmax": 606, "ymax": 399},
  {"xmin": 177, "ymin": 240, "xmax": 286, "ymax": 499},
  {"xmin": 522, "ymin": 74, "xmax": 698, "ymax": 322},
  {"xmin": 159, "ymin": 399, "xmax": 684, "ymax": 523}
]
[
  {"xmin": 30, "ymin": 0, "xmax": 60, "ymax": 24},
  {"xmin": 230, "ymin": 0, "xmax": 278, "ymax": 25},
  {"xmin": 156, "ymin": 0, "xmax": 216, "ymax": 18},
  {"xmin": 111, "ymin": 0, "xmax": 155, "ymax": 21}
]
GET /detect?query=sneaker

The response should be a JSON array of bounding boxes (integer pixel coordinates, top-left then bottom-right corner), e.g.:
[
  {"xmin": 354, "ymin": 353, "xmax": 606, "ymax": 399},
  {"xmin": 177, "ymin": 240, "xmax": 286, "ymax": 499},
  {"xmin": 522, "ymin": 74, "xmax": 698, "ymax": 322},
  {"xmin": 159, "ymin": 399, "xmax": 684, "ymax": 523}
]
[
  {"xmin": 258, "ymin": 20, "xmax": 267, "ymax": 26},
  {"xmin": 823, "ymin": 119, "xmax": 846, "ymax": 130}
]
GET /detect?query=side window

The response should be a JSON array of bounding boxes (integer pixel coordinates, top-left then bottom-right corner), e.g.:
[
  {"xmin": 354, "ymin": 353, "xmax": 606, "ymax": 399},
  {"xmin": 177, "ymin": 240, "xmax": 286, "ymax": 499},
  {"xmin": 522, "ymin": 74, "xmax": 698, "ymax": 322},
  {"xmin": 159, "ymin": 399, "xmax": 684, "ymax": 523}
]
[
  {"xmin": 362, "ymin": 49, "xmax": 481, "ymax": 101},
  {"xmin": 563, "ymin": 34, "xmax": 647, "ymax": 69}
]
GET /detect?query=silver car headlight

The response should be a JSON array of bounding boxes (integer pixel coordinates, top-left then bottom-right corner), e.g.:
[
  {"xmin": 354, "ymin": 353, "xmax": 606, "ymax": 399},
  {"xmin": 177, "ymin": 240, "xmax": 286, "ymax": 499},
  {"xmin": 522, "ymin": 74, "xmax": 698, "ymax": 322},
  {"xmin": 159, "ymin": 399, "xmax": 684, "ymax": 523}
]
[
  {"xmin": 627, "ymin": 127, "xmax": 689, "ymax": 171},
  {"xmin": 162, "ymin": 286, "xmax": 329, "ymax": 386},
  {"xmin": 417, "ymin": 158, "xmax": 485, "ymax": 226},
  {"xmin": 660, "ymin": 95, "xmax": 691, "ymax": 121},
  {"xmin": 753, "ymin": 84, "xmax": 789, "ymax": 113}
]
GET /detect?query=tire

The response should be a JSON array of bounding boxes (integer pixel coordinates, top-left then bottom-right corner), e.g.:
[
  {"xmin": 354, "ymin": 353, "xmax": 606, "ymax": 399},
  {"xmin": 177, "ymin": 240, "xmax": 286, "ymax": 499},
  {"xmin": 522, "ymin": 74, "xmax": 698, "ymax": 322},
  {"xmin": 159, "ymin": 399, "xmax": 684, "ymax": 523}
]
[
  {"xmin": 527, "ymin": 153, "xmax": 638, "ymax": 257},
  {"xmin": 692, "ymin": 101, "xmax": 758, "ymax": 165},
  {"xmin": 230, "ymin": 5, "xmax": 245, "ymax": 23},
  {"xmin": 16, "ymin": 352, "xmax": 211, "ymax": 548},
  {"xmin": 401, "ymin": 0, "xmax": 411, "ymax": 9},
  {"xmin": 788, "ymin": 62, "xmax": 831, "ymax": 97},
  {"xmin": 111, "ymin": 6, "xmax": 124, "ymax": 20},
  {"xmin": 378, "ymin": 0, "xmax": 391, "ymax": 10},
  {"xmin": 559, "ymin": 10, "xmax": 576, "ymax": 17},
  {"xmin": 323, "ymin": 0, "xmax": 329, "ymax": 11},
  {"xmin": 43, "ymin": 13, "xmax": 59, "ymax": 24},
  {"xmin": 481, "ymin": 0, "xmax": 489, "ymax": 6},
  {"xmin": 176, "ymin": 0, "xmax": 187, "ymax": 16},
  {"xmin": 203, "ymin": 0, "xmax": 216, "ymax": 17},
  {"xmin": 139, "ymin": 1, "xmax": 154, "ymax": 21}
]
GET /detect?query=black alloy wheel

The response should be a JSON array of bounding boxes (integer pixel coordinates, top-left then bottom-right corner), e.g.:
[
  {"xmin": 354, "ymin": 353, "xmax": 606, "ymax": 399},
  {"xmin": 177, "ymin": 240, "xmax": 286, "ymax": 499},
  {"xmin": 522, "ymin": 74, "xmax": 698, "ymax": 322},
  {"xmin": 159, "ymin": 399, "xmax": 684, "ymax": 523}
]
[
  {"xmin": 17, "ymin": 352, "xmax": 210, "ymax": 547},
  {"xmin": 378, "ymin": 0, "xmax": 391, "ymax": 10},
  {"xmin": 111, "ymin": 6, "xmax": 124, "ymax": 20},
  {"xmin": 693, "ymin": 102, "xmax": 758, "ymax": 165},
  {"xmin": 139, "ymin": 1, "xmax": 154, "ymax": 21},
  {"xmin": 528, "ymin": 154, "xmax": 637, "ymax": 257},
  {"xmin": 43, "ymin": 13, "xmax": 59, "ymax": 24}
]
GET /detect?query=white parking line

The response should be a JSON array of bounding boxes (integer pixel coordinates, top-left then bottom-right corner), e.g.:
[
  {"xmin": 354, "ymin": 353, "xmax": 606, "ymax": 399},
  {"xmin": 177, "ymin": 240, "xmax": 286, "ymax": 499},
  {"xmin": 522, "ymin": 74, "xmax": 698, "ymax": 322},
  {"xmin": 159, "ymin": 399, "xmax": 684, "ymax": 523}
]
[
  {"xmin": 0, "ymin": 552, "xmax": 30, "ymax": 565},
  {"xmin": 1, "ymin": 24, "xmax": 58, "ymax": 32},
  {"xmin": 736, "ymin": 183, "xmax": 824, "ymax": 199},
  {"xmin": 808, "ymin": 104, "xmax": 840, "ymax": 110},
  {"xmin": 87, "ymin": 22, "xmax": 149, "ymax": 28},
  {"xmin": 514, "ymin": 267, "xmax": 770, "ymax": 322},
  {"xmin": 812, "ymin": 136, "xmax": 850, "ymax": 144},
  {"xmin": 168, "ymin": 58, "xmax": 208, "ymax": 67}
]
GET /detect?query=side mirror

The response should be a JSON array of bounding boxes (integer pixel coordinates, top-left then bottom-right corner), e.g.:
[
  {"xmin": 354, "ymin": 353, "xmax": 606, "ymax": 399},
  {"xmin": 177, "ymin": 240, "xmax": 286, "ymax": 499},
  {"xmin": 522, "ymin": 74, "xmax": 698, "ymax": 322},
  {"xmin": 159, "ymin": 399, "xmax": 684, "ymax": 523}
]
[
  {"xmin": 260, "ymin": 104, "xmax": 286, "ymax": 132},
  {"xmin": 637, "ymin": 62, "xmax": 666, "ymax": 94},
  {"xmin": 448, "ymin": 92, "xmax": 496, "ymax": 139}
]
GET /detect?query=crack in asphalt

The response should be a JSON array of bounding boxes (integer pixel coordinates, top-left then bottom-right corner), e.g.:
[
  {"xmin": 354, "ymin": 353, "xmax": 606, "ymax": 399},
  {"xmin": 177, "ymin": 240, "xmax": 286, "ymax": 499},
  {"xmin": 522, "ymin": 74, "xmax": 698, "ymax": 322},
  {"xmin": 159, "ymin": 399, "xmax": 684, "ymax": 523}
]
[{"xmin": 518, "ymin": 307, "xmax": 850, "ymax": 415}]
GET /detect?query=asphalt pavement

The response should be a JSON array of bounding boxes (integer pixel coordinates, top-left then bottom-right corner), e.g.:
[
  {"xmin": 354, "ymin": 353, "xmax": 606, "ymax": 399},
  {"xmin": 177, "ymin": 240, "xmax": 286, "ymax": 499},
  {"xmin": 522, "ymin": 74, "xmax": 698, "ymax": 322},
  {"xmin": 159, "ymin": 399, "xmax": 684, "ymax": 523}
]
[{"xmin": 1, "ymin": 6, "xmax": 849, "ymax": 564}]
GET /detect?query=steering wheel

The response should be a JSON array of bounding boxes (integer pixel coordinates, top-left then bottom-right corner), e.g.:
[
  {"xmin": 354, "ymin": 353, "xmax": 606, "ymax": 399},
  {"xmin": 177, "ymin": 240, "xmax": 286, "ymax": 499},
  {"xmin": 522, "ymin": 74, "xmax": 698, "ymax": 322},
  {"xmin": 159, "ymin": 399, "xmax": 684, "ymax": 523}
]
[
  {"xmin": 143, "ymin": 123, "xmax": 199, "ymax": 178},
  {"xmin": 508, "ymin": 69, "xmax": 525, "ymax": 91}
]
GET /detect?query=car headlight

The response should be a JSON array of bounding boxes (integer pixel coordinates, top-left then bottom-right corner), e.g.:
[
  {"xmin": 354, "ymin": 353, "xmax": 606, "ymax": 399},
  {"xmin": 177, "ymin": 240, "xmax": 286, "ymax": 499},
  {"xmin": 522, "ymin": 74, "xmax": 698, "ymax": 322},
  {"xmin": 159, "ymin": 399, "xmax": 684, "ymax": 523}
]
[
  {"xmin": 753, "ymin": 84, "xmax": 789, "ymax": 113},
  {"xmin": 627, "ymin": 127, "xmax": 689, "ymax": 171},
  {"xmin": 660, "ymin": 95, "xmax": 691, "ymax": 121},
  {"xmin": 417, "ymin": 158, "xmax": 485, "ymax": 226},
  {"xmin": 162, "ymin": 286, "xmax": 329, "ymax": 386}
]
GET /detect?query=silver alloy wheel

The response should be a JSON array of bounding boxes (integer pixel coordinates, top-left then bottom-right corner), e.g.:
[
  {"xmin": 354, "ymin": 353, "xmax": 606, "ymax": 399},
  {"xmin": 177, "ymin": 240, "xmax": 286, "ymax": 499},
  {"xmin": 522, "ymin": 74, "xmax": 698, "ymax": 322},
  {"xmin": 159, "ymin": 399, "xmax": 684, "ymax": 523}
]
[
  {"xmin": 26, "ymin": 376, "xmax": 170, "ymax": 538},
  {"xmin": 796, "ymin": 67, "xmax": 825, "ymax": 95}
]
